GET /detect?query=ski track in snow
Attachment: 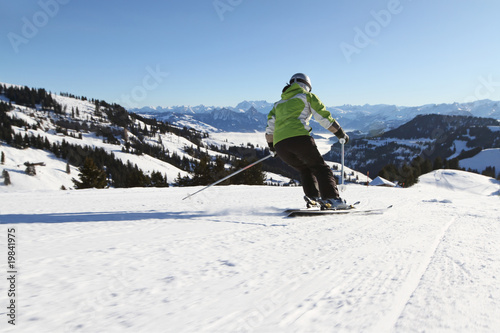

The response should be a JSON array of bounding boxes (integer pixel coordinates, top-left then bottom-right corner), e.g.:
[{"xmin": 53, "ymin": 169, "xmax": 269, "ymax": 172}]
[
  {"xmin": 0, "ymin": 170, "xmax": 499, "ymax": 332},
  {"xmin": 372, "ymin": 216, "xmax": 456, "ymax": 333}
]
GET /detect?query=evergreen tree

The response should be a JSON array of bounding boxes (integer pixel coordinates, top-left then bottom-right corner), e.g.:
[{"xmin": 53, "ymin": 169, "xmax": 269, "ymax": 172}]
[
  {"xmin": 150, "ymin": 171, "xmax": 169, "ymax": 187},
  {"xmin": 125, "ymin": 168, "xmax": 150, "ymax": 187},
  {"xmin": 1, "ymin": 151, "xmax": 4, "ymax": 164},
  {"xmin": 213, "ymin": 156, "xmax": 229, "ymax": 184},
  {"xmin": 94, "ymin": 100, "xmax": 101, "ymax": 117},
  {"xmin": 482, "ymin": 166, "xmax": 496, "ymax": 178},
  {"xmin": 378, "ymin": 164, "xmax": 398, "ymax": 181},
  {"xmin": 72, "ymin": 157, "xmax": 107, "ymax": 189},
  {"xmin": 448, "ymin": 158, "xmax": 460, "ymax": 170},
  {"xmin": 2, "ymin": 169, "xmax": 11, "ymax": 186},
  {"xmin": 244, "ymin": 160, "xmax": 265, "ymax": 185},
  {"xmin": 175, "ymin": 172, "xmax": 191, "ymax": 186},
  {"xmin": 230, "ymin": 158, "xmax": 265, "ymax": 185},
  {"xmin": 191, "ymin": 155, "xmax": 212, "ymax": 185},
  {"xmin": 421, "ymin": 158, "xmax": 433, "ymax": 174},
  {"xmin": 433, "ymin": 156, "xmax": 443, "ymax": 170}
]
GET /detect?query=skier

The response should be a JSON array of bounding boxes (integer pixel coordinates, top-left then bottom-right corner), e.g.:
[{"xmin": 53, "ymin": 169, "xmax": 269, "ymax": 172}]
[{"xmin": 265, "ymin": 73, "xmax": 350, "ymax": 209}]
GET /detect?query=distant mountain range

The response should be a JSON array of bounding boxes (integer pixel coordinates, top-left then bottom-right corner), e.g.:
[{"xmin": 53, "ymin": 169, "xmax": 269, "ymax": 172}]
[
  {"xmin": 131, "ymin": 99, "xmax": 500, "ymax": 134},
  {"xmin": 131, "ymin": 99, "xmax": 500, "ymax": 180},
  {"xmin": 325, "ymin": 114, "xmax": 500, "ymax": 178},
  {"xmin": 130, "ymin": 100, "xmax": 274, "ymax": 115}
]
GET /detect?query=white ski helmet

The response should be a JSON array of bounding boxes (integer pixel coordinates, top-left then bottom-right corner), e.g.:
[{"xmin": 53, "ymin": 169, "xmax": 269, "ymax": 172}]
[{"xmin": 290, "ymin": 73, "xmax": 312, "ymax": 92}]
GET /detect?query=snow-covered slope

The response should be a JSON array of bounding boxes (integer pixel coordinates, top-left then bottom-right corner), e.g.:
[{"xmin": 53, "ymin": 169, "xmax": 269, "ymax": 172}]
[
  {"xmin": 0, "ymin": 129, "xmax": 191, "ymax": 191},
  {"xmin": 0, "ymin": 144, "xmax": 78, "ymax": 191},
  {"xmin": 459, "ymin": 148, "xmax": 500, "ymax": 174},
  {"xmin": 1, "ymin": 83, "xmax": 302, "ymax": 189},
  {"xmin": 1, "ymin": 170, "xmax": 498, "ymax": 332},
  {"xmin": 0, "ymin": 85, "xmax": 232, "ymax": 189}
]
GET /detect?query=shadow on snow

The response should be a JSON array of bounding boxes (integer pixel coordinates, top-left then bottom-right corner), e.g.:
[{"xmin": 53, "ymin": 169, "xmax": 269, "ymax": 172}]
[{"xmin": 0, "ymin": 210, "xmax": 288, "ymax": 227}]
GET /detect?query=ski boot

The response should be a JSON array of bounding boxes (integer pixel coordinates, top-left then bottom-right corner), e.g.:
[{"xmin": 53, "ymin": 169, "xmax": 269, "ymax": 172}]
[
  {"xmin": 303, "ymin": 196, "xmax": 321, "ymax": 208},
  {"xmin": 318, "ymin": 197, "xmax": 349, "ymax": 210}
]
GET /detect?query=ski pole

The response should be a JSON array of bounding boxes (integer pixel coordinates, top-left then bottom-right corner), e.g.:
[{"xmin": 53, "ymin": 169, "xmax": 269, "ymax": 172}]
[
  {"xmin": 182, "ymin": 154, "xmax": 273, "ymax": 200},
  {"xmin": 339, "ymin": 138, "xmax": 346, "ymax": 192}
]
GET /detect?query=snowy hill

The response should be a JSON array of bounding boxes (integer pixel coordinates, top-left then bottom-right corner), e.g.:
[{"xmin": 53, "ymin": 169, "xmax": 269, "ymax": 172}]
[
  {"xmin": 1, "ymin": 169, "xmax": 499, "ymax": 332},
  {"xmin": 0, "ymin": 144, "xmax": 78, "ymax": 191},
  {"xmin": 0, "ymin": 84, "xmax": 193, "ymax": 189},
  {"xmin": 459, "ymin": 148, "xmax": 500, "ymax": 174},
  {"xmin": 0, "ymin": 83, "xmax": 298, "ymax": 190}
]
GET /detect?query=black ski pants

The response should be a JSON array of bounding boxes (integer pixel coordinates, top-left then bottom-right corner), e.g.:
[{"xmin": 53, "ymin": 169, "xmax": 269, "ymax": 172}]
[{"xmin": 275, "ymin": 135, "xmax": 339, "ymax": 199}]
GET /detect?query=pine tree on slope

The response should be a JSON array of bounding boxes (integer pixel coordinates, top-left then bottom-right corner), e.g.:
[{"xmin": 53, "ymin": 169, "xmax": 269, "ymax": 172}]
[{"xmin": 72, "ymin": 157, "xmax": 107, "ymax": 189}]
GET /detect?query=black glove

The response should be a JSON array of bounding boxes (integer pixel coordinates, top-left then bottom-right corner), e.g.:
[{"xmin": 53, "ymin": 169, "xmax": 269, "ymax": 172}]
[
  {"xmin": 334, "ymin": 128, "xmax": 349, "ymax": 144},
  {"xmin": 267, "ymin": 142, "xmax": 276, "ymax": 156}
]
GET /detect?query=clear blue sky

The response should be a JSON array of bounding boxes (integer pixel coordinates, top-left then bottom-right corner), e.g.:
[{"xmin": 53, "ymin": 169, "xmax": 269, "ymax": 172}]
[{"xmin": 2, "ymin": 0, "xmax": 500, "ymax": 109}]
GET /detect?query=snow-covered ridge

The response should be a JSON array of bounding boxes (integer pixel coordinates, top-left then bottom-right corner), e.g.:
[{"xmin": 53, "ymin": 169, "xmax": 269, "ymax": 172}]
[
  {"xmin": 130, "ymin": 100, "xmax": 274, "ymax": 115},
  {"xmin": 131, "ymin": 98, "xmax": 500, "ymax": 134}
]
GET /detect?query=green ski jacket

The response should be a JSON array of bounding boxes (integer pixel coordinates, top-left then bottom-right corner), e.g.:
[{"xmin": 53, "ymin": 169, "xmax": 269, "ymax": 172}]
[{"xmin": 265, "ymin": 83, "xmax": 337, "ymax": 145}]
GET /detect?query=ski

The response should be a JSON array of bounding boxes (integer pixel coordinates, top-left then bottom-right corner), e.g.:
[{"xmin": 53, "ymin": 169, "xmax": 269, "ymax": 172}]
[{"xmin": 285, "ymin": 205, "xmax": 392, "ymax": 217}]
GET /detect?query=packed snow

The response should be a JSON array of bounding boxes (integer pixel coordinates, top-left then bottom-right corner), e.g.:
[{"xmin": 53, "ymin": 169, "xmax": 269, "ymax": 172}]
[{"xmin": 0, "ymin": 169, "xmax": 499, "ymax": 332}]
